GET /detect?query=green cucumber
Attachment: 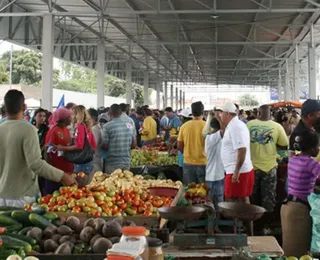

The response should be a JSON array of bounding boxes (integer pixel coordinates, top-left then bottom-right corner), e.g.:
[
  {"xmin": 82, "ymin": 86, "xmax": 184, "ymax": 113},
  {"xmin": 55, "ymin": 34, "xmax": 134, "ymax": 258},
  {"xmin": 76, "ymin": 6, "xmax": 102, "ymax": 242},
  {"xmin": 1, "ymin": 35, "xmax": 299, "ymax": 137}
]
[
  {"xmin": 0, "ymin": 211, "xmax": 14, "ymax": 217},
  {"xmin": 43, "ymin": 212, "xmax": 58, "ymax": 221},
  {"xmin": 0, "ymin": 215, "xmax": 19, "ymax": 226},
  {"xmin": 6, "ymin": 233, "xmax": 36, "ymax": 246},
  {"xmin": 31, "ymin": 205, "xmax": 46, "ymax": 215},
  {"xmin": 18, "ymin": 226, "xmax": 33, "ymax": 236},
  {"xmin": 0, "ymin": 235, "xmax": 32, "ymax": 252},
  {"xmin": 0, "ymin": 206, "xmax": 20, "ymax": 211},
  {"xmin": 29, "ymin": 213, "xmax": 55, "ymax": 230},
  {"xmin": 5, "ymin": 224, "xmax": 23, "ymax": 233},
  {"xmin": 11, "ymin": 210, "xmax": 32, "ymax": 226}
]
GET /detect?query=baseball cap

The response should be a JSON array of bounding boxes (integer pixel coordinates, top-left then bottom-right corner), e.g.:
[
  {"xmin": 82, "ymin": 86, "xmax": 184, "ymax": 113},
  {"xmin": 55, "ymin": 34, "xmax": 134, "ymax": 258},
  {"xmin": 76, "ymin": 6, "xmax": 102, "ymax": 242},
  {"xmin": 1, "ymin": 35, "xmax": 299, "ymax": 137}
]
[
  {"xmin": 301, "ymin": 99, "xmax": 320, "ymax": 115},
  {"xmin": 222, "ymin": 103, "xmax": 238, "ymax": 113},
  {"xmin": 179, "ymin": 108, "xmax": 192, "ymax": 118}
]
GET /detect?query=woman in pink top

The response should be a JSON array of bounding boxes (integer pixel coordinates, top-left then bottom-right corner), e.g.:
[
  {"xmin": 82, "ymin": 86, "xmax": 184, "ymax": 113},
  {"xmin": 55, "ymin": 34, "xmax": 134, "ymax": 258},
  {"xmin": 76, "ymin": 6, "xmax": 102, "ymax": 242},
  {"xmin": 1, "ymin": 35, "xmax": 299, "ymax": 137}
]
[{"xmin": 56, "ymin": 105, "xmax": 96, "ymax": 184}]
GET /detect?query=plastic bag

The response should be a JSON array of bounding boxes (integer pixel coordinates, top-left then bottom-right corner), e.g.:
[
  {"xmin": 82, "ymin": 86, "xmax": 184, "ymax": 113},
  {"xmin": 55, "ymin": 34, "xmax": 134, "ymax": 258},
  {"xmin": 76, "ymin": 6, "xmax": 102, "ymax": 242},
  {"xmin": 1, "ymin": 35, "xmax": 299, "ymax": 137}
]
[{"xmin": 308, "ymin": 193, "xmax": 320, "ymax": 252}]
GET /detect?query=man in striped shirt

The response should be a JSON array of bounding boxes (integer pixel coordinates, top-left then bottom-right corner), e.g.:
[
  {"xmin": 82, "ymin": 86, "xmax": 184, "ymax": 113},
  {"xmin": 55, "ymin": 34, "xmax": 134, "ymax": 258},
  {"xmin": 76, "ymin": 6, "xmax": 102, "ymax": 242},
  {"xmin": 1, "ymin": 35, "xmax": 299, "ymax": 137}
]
[{"xmin": 102, "ymin": 104, "xmax": 136, "ymax": 174}]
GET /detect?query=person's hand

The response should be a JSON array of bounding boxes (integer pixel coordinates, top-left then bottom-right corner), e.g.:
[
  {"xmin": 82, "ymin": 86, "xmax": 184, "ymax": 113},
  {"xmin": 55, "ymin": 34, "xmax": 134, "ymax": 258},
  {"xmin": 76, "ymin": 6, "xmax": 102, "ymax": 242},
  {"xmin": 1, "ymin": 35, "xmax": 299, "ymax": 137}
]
[
  {"xmin": 61, "ymin": 173, "xmax": 77, "ymax": 186},
  {"xmin": 54, "ymin": 145, "xmax": 64, "ymax": 151},
  {"xmin": 232, "ymin": 172, "xmax": 240, "ymax": 183}
]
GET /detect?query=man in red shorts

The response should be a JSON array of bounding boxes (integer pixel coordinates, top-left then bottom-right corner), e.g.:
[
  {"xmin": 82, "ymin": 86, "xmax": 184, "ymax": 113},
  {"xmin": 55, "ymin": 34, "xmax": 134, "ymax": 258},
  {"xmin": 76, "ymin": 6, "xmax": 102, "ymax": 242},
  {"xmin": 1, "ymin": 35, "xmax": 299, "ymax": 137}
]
[
  {"xmin": 220, "ymin": 103, "xmax": 254, "ymax": 202},
  {"xmin": 220, "ymin": 103, "xmax": 254, "ymax": 234}
]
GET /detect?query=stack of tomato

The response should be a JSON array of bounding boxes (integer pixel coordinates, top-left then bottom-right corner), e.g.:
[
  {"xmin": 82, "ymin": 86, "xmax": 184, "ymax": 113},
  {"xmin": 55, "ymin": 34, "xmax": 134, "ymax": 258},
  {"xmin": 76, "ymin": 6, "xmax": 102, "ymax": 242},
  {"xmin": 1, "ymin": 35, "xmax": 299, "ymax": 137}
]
[{"xmin": 32, "ymin": 185, "xmax": 173, "ymax": 217}]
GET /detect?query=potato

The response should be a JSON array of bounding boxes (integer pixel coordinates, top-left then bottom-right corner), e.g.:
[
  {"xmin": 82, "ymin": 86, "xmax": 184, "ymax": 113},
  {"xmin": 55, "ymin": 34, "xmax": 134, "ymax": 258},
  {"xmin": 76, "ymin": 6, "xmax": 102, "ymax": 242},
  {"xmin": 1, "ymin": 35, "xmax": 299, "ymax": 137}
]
[
  {"xmin": 57, "ymin": 225, "xmax": 73, "ymax": 236},
  {"xmin": 83, "ymin": 218, "xmax": 95, "ymax": 228},
  {"xmin": 65, "ymin": 216, "xmax": 80, "ymax": 231},
  {"xmin": 93, "ymin": 218, "xmax": 105, "ymax": 233},
  {"xmin": 54, "ymin": 242, "xmax": 71, "ymax": 255},
  {"xmin": 43, "ymin": 226, "xmax": 57, "ymax": 239},
  {"xmin": 44, "ymin": 239, "xmax": 58, "ymax": 253},
  {"xmin": 27, "ymin": 227, "xmax": 43, "ymax": 241},
  {"xmin": 80, "ymin": 226, "xmax": 95, "ymax": 243},
  {"xmin": 102, "ymin": 221, "xmax": 122, "ymax": 238},
  {"xmin": 92, "ymin": 237, "xmax": 112, "ymax": 253},
  {"xmin": 51, "ymin": 234, "xmax": 62, "ymax": 244},
  {"xmin": 90, "ymin": 234, "xmax": 102, "ymax": 246}
]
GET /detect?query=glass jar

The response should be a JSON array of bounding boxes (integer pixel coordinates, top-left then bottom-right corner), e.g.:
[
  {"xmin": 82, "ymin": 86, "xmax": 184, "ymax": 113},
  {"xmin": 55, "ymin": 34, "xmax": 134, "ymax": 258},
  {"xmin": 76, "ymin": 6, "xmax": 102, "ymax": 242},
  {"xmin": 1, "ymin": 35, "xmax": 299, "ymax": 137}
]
[
  {"xmin": 120, "ymin": 226, "xmax": 148, "ymax": 260},
  {"xmin": 147, "ymin": 238, "xmax": 164, "ymax": 260}
]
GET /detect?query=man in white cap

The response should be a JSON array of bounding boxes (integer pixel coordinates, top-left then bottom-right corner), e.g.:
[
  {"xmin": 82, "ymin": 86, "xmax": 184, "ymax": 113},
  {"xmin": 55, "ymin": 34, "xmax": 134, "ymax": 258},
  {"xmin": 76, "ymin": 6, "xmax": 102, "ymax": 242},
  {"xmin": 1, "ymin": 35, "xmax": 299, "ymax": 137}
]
[{"xmin": 220, "ymin": 103, "xmax": 254, "ymax": 204}]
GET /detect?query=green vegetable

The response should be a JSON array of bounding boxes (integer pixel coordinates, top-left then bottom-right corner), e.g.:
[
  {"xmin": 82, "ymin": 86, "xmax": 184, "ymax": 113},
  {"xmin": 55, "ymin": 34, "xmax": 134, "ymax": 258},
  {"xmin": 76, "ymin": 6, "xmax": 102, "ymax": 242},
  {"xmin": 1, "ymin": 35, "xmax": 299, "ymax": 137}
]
[
  {"xmin": 31, "ymin": 205, "xmax": 46, "ymax": 215},
  {"xmin": 0, "ymin": 206, "xmax": 20, "ymax": 211},
  {"xmin": 18, "ymin": 227, "xmax": 33, "ymax": 236},
  {"xmin": 11, "ymin": 210, "xmax": 32, "ymax": 226},
  {"xmin": 0, "ymin": 211, "xmax": 14, "ymax": 217},
  {"xmin": 6, "ymin": 233, "xmax": 37, "ymax": 245},
  {"xmin": 0, "ymin": 215, "xmax": 19, "ymax": 226},
  {"xmin": 5, "ymin": 224, "xmax": 23, "ymax": 233},
  {"xmin": 32, "ymin": 244, "xmax": 41, "ymax": 253},
  {"xmin": 0, "ymin": 235, "xmax": 32, "ymax": 252},
  {"xmin": 43, "ymin": 212, "xmax": 58, "ymax": 221},
  {"xmin": 29, "ymin": 213, "xmax": 55, "ymax": 230}
]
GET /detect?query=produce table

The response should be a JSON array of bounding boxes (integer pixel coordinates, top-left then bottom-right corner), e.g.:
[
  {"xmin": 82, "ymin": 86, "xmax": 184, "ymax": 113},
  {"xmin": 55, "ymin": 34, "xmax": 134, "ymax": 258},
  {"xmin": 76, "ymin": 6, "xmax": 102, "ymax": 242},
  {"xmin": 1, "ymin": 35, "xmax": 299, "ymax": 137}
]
[{"xmin": 163, "ymin": 236, "xmax": 283, "ymax": 259}]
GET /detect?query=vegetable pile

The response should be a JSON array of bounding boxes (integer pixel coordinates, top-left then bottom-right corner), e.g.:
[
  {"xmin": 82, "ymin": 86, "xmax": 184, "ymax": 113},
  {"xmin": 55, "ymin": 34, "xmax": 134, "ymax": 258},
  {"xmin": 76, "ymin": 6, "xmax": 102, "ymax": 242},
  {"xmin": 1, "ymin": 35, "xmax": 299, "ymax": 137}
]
[
  {"xmin": 0, "ymin": 207, "xmax": 137, "ymax": 256},
  {"xmin": 32, "ymin": 182, "xmax": 176, "ymax": 217},
  {"xmin": 185, "ymin": 183, "xmax": 210, "ymax": 205},
  {"xmin": 89, "ymin": 170, "xmax": 182, "ymax": 191},
  {"xmin": 131, "ymin": 149, "xmax": 178, "ymax": 167}
]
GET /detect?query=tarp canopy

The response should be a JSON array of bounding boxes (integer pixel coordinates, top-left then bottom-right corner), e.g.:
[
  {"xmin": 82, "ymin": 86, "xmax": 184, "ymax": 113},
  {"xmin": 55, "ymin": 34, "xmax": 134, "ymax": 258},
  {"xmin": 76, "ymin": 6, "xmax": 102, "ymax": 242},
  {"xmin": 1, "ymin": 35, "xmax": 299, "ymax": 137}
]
[{"xmin": 268, "ymin": 101, "xmax": 302, "ymax": 108}]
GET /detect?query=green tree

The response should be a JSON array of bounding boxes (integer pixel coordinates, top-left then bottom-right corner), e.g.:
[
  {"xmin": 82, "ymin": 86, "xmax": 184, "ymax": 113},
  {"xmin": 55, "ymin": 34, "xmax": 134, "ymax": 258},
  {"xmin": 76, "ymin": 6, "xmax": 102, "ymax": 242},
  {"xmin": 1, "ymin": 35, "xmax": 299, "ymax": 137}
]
[
  {"xmin": 239, "ymin": 94, "xmax": 259, "ymax": 107},
  {"xmin": 1, "ymin": 50, "xmax": 42, "ymax": 85},
  {"xmin": 0, "ymin": 62, "xmax": 9, "ymax": 84}
]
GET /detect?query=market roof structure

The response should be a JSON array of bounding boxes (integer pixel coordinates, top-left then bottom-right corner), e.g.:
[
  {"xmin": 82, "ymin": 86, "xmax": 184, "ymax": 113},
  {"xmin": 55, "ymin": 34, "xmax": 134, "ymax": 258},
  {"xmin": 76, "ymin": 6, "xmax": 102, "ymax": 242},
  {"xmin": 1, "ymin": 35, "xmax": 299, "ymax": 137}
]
[{"xmin": 0, "ymin": 0, "xmax": 320, "ymax": 108}]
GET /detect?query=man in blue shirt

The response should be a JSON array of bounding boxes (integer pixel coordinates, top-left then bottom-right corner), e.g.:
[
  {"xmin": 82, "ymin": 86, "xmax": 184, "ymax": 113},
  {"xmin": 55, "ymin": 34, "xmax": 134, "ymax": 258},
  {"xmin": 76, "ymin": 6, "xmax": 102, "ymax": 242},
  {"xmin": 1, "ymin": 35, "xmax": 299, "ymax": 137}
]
[
  {"xmin": 102, "ymin": 104, "xmax": 136, "ymax": 173},
  {"xmin": 162, "ymin": 107, "xmax": 181, "ymax": 141}
]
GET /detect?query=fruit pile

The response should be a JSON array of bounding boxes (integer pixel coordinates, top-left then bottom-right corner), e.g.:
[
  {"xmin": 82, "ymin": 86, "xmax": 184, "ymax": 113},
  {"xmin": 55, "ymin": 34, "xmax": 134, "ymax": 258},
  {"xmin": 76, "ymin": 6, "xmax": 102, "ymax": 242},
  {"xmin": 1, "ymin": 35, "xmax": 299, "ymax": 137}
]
[
  {"xmin": 34, "ymin": 184, "xmax": 173, "ymax": 217},
  {"xmin": 131, "ymin": 149, "xmax": 178, "ymax": 167},
  {"xmin": 185, "ymin": 183, "xmax": 210, "ymax": 205},
  {"xmin": 143, "ymin": 142, "xmax": 168, "ymax": 151},
  {"xmin": 0, "ymin": 207, "xmax": 138, "ymax": 256},
  {"xmin": 89, "ymin": 170, "xmax": 182, "ymax": 191}
]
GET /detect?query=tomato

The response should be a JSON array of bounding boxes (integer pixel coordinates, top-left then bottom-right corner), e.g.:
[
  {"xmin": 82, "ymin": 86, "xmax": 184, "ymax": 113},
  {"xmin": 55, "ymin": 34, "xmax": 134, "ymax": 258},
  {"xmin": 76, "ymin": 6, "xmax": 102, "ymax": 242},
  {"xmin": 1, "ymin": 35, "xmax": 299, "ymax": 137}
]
[
  {"xmin": 57, "ymin": 199, "xmax": 66, "ymax": 206},
  {"xmin": 73, "ymin": 191, "xmax": 83, "ymax": 200},
  {"xmin": 93, "ymin": 211, "xmax": 101, "ymax": 217},
  {"xmin": 140, "ymin": 193, "xmax": 148, "ymax": 201},
  {"xmin": 76, "ymin": 199, "xmax": 86, "ymax": 207},
  {"xmin": 143, "ymin": 210, "xmax": 152, "ymax": 217},
  {"xmin": 131, "ymin": 206, "xmax": 138, "ymax": 212},
  {"xmin": 58, "ymin": 205, "xmax": 68, "ymax": 212},
  {"xmin": 52, "ymin": 191, "xmax": 60, "ymax": 197},
  {"xmin": 49, "ymin": 197, "xmax": 57, "ymax": 203},
  {"xmin": 73, "ymin": 206, "xmax": 81, "ymax": 211},
  {"xmin": 49, "ymin": 207, "xmax": 55, "ymax": 212},
  {"xmin": 53, "ymin": 205, "xmax": 59, "ymax": 211},
  {"xmin": 138, "ymin": 206, "xmax": 145, "ymax": 214},
  {"xmin": 96, "ymin": 200, "xmax": 105, "ymax": 206},
  {"xmin": 107, "ymin": 191, "xmax": 115, "ymax": 197},
  {"xmin": 82, "ymin": 206, "xmax": 91, "ymax": 213},
  {"xmin": 116, "ymin": 199, "xmax": 125, "ymax": 206},
  {"xmin": 86, "ymin": 192, "xmax": 93, "ymax": 197},
  {"xmin": 132, "ymin": 200, "xmax": 140, "ymax": 207},
  {"xmin": 48, "ymin": 201, "xmax": 56, "ymax": 208},
  {"xmin": 24, "ymin": 204, "xmax": 32, "ymax": 212},
  {"xmin": 86, "ymin": 196, "xmax": 95, "ymax": 203},
  {"xmin": 123, "ymin": 195, "xmax": 131, "ymax": 202},
  {"xmin": 96, "ymin": 207, "xmax": 102, "ymax": 213},
  {"xmin": 119, "ymin": 203, "xmax": 127, "ymax": 210},
  {"xmin": 68, "ymin": 201, "xmax": 75, "ymax": 209},
  {"xmin": 57, "ymin": 195, "xmax": 67, "ymax": 202},
  {"xmin": 72, "ymin": 207, "xmax": 81, "ymax": 213},
  {"xmin": 106, "ymin": 201, "xmax": 113, "ymax": 207},
  {"xmin": 101, "ymin": 204, "xmax": 109, "ymax": 212},
  {"xmin": 115, "ymin": 194, "xmax": 121, "ymax": 201},
  {"xmin": 77, "ymin": 172, "xmax": 86, "ymax": 178}
]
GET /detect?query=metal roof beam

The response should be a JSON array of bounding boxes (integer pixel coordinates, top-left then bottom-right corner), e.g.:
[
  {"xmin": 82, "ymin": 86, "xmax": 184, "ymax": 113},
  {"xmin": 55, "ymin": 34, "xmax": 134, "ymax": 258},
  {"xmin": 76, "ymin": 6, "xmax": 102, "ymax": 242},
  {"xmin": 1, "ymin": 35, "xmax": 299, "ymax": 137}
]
[
  {"xmin": 167, "ymin": 0, "xmax": 205, "ymax": 80},
  {"xmin": 120, "ymin": 0, "xmax": 189, "ymax": 82}
]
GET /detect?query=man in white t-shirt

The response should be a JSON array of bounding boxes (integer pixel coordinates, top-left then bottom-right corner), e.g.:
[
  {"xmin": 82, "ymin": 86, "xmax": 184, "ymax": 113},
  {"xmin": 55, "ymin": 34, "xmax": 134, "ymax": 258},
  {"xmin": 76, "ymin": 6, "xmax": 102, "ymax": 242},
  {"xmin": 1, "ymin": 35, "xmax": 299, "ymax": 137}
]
[{"xmin": 220, "ymin": 103, "xmax": 254, "ymax": 203}]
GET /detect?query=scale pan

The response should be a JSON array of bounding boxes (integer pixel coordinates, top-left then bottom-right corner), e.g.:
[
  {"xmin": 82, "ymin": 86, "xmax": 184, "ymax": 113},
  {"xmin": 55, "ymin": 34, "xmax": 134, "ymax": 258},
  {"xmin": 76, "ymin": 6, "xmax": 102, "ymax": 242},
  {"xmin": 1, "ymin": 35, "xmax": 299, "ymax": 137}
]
[
  {"xmin": 158, "ymin": 206, "xmax": 205, "ymax": 221},
  {"xmin": 218, "ymin": 202, "xmax": 266, "ymax": 221}
]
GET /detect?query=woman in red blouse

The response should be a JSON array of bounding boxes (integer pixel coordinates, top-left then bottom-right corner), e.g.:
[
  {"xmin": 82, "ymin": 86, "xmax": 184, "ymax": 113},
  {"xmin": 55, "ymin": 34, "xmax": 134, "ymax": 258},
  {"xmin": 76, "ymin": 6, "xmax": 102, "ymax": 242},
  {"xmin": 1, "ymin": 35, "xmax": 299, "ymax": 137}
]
[
  {"xmin": 44, "ymin": 108, "xmax": 73, "ymax": 195},
  {"xmin": 56, "ymin": 105, "xmax": 96, "ymax": 185}
]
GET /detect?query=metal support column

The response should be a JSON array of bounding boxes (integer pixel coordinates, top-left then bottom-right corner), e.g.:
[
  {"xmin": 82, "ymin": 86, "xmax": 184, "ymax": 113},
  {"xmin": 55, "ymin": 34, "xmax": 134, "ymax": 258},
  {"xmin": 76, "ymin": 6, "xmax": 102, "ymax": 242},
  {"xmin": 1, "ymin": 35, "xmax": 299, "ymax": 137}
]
[
  {"xmin": 278, "ymin": 69, "xmax": 282, "ymax": 101},
  {"xmin": 126, "ymin": 61, "xmax": 132, "ymax": 105},
  {"xmin": 284, "ymin": 60, "xmax": 290, "ymax": 101},
  {"xmin": 294, "ymin": 45, "xmax": 300, "ymax": 101},
  {"xmin": 175, "ymin": 87, "xmax": 179, "ymax": 111},
  {"xmin": 183, "ymin": 92, "xmax": 185, "ymax": 107},
  {"xmin": 309, "ymin": 24, "xmax": 317, "ymax": 99},
  {"xmin": 156, "ymin": 78, "xmax": 161, "ymax": 109},
  {"xmin": 164, "ymin": 81, "xmax": 168, "ymax": 108},
  {"xmin": 97, "ymin": 42, "xmax": 105, "ymax": 107},
  {"xmin": 41, "ymin": 13, "xmax": 54, "ymax": 111},
  {"xmin": 143, "ymin": 71, "xmax": 149, "ymax": 105},
  {"xmin": 170, "ymin": 84, "xmax": 173, "ymax": 108},
  {"xmin": 179, "ymin": 89, "xmax": 182, "ymax": 109}
]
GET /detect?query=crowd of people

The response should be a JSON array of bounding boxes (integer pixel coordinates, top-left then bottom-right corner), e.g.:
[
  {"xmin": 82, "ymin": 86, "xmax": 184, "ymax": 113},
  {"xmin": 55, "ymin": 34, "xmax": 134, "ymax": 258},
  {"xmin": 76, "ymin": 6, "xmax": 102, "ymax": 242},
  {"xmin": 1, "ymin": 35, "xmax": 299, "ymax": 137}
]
[{"xmin": 1, "ymin": 89, "xmax": 320, "ymax": 257}]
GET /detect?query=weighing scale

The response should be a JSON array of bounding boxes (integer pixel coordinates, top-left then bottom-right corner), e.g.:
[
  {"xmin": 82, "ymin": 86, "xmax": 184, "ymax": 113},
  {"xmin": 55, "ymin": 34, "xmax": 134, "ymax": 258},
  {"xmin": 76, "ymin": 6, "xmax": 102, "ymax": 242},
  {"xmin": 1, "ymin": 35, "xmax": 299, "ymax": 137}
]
[{"xmin": 158, "ymin": 202, "xmax": 266, "ymax": 249}]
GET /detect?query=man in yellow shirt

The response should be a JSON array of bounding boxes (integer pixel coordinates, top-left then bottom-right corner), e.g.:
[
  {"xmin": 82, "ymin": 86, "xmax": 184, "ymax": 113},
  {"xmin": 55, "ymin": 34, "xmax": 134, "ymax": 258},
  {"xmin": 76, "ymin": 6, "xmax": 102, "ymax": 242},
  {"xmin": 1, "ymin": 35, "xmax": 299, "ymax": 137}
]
[
  {"xmin": 247, "ymin": 105, "xmax": 288, "ymax": 231},
  {"xmin": 140, "ymin": 108, "xmax": 157, "ymax": 146},
  {"xmin": 178, "ymin": 101, "xmax": 207, "ymax": 184}
]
